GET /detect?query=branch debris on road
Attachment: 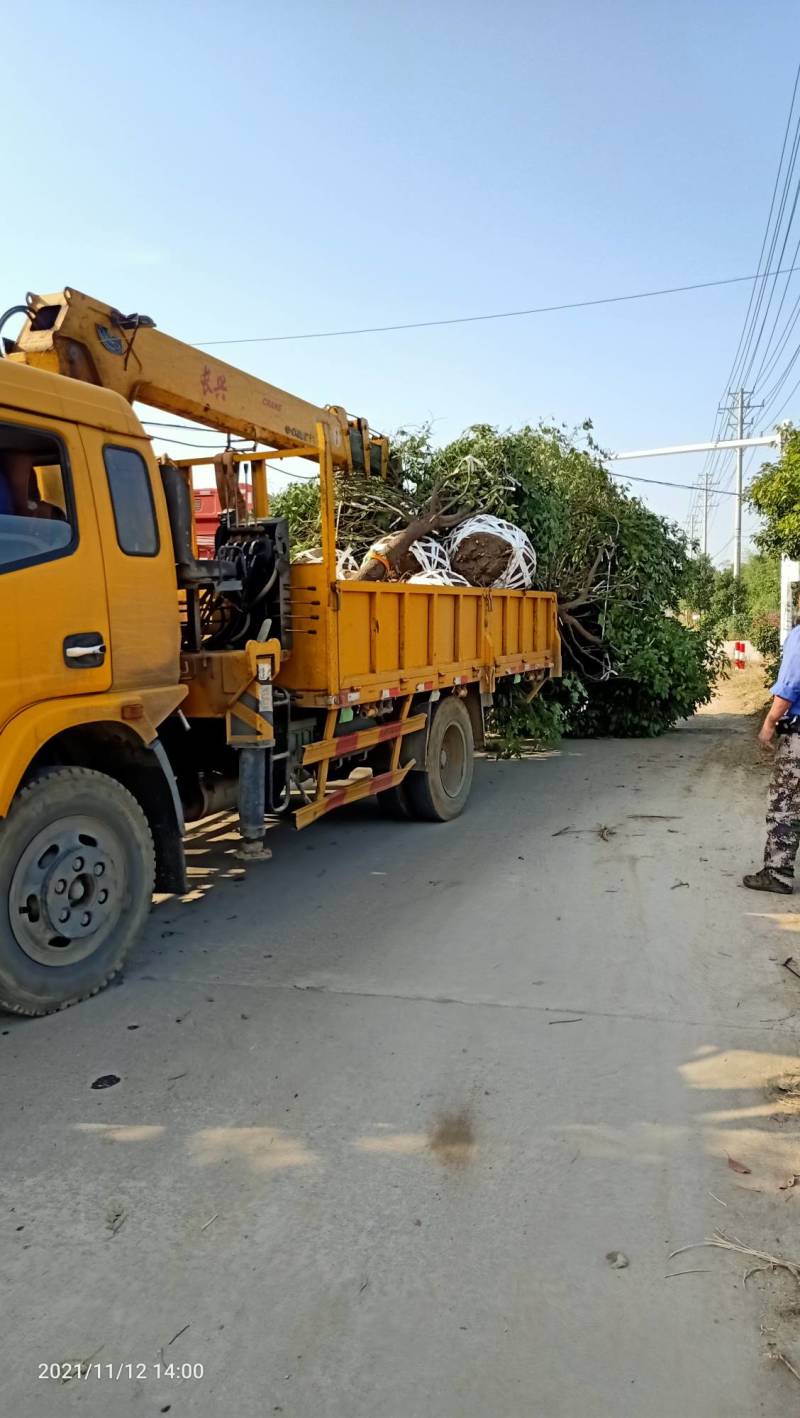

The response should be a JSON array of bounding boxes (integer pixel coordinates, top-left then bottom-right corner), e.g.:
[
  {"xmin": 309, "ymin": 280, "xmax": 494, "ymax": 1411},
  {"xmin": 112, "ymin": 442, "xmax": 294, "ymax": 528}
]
[{"xmin": 669, "ymin": 1231, "xmax": 800, "ymax": 1287}]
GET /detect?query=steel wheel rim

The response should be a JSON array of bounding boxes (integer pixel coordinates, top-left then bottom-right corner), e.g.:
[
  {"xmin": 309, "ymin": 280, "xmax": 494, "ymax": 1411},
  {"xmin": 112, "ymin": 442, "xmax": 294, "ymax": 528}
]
[
  {"xmin": 439, "ymin": 721, "xmax": 467, "ymax": 798},
  {"xmin": 10, "ymin": 815, "xmax": 125, "ymax": 966}
]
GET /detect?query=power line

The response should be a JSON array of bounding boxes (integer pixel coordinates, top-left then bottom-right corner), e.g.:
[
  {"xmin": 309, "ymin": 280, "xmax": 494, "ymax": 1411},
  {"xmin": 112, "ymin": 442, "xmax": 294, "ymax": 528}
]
[
  {"xmin": 194, "ymin": 264, "xmax": 800, "ymax": 347},
  {"xmin": 711, "ymin": 534, "xmax": 736, "ymax": 561},
  {"xmin": 768, "ymin": 367, "xmax": 800, "ymax": 423},
  {"xmin": 725, "ymin": 64, "xmax": 800, "ymax": 394},
  {"xmin": 736, "ymin": 79, "xmax": 800, "ymax": 420},
  {"xmin": 611, "ymin": 471, "xmax": 740, "ymax": 495},
  {"xmin": 701, "ymin": 463, "xmax": 733, "ymax": 543},
  {"xmin": 144, "ymin": 434, "xmax": 244, "ymax": 449},
  {"xmin": 692, "ymin": 392, "xmax": 754, "ymax": 551},
  {"xmin": 741, "ymin": 178, "xmax": 800, "ymax": 387},
  {"xmin": 697, "ymin": 392, "xmax": 756, "ymax": 521},
  {"xmin": 142, "ymin": 419, "xmax": 250, "ymax": 433},
  {"xmin": 140, "ymin": 424, "xmax": 317, "ymax": 479},
  {"xmin": 141, "ymin": 421, "xmax": 756, "ymax": 496},
  {"xmin": 143, "ymin": 427, "xmax": 742, "ymax": 495},
  {"xmin": 761, "ymin": 342, "xmax": 800, "ymax": 411},
  {"xmin": 704, "ymin": 431, "xmax": 779, "ymax": 546},
  {"xmin": 733, "ymin": 82, "xmax": 800, "ymax": 390},
  {"xmin": 690, "ymin": 66, "xmax": 800, "ymax": 532},
  {"xmin": 751, "ymin": 281, "xmax": 800, "ymax": 393},
  {"xmin": 759, "ymin": 320, "xmax": 800, "ymax": 419}
]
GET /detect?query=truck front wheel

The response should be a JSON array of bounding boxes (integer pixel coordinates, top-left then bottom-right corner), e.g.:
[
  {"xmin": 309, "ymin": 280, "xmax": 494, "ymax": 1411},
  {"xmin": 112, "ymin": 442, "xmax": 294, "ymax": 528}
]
[
  {"xmin": 0, "ymin": 768, "xmax": 155, "ymax": 1016},
  {"xmin": 400, "ymin": 695, "xmax": 475, "ymax": 822}
]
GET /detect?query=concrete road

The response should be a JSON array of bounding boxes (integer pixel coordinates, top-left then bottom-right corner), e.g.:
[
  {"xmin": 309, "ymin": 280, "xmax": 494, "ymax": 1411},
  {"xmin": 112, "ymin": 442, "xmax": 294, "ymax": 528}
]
[{"xmin": 4, "ymin": 703, "xmax": 800, "ymax": 1417}]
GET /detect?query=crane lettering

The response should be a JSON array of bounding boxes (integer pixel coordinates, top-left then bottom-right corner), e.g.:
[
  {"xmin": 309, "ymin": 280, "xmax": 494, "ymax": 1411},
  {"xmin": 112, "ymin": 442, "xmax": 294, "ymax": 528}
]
[{"xmin": 200, "ymin": 365, "xmax": 228, "ymax": 402}]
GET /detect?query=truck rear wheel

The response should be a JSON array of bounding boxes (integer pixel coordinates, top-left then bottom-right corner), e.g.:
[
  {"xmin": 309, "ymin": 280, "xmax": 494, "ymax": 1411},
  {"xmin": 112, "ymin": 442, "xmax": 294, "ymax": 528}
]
[
  {"xmin": 400, "ymin": 696, "xmax": 474, "ymax": 822},
  {"xmin": 0, "ymin": 768, "xmax": 155, "ymax": 1016},
  {"xmin": 377, "ymin": 779, "xmax": 413, "ymax": 820}
]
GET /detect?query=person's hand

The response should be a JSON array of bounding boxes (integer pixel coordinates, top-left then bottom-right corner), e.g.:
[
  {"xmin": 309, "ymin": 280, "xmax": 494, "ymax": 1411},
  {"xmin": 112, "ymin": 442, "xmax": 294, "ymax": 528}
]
[{"xmin": 759, "ymin": 719, "xmax": 778, "ymax": 748}]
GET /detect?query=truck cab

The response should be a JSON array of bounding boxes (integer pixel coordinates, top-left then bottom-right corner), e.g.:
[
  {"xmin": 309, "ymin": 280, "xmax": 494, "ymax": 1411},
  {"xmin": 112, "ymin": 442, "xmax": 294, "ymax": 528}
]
[{"xmin": 0, "ymin": 360, "xmax": 187, "ymax": 1015}]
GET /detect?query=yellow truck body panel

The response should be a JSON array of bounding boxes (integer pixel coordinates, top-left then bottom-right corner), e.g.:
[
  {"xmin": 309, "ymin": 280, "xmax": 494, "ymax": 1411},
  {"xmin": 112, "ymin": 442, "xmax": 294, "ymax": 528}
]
[{"xmin": 280, "ymin": 568, "xmax": 560, "ymax": 704}]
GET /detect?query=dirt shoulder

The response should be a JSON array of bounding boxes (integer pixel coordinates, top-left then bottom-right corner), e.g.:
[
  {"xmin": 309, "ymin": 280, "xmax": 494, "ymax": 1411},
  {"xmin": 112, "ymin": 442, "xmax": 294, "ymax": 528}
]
[{"xmin": 701, "ymin": 661, "xmax": 770, "ymax": 719}]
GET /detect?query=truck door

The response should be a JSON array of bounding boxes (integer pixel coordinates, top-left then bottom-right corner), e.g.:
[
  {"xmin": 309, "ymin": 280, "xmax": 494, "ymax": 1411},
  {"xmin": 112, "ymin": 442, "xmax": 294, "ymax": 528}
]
[
  {"xmin": 0, "ymin": 415, "xmax": 111, "ymax": 732},
  {"xmin": 77, "ymin": 428, "xmax": 180, "ymax": 695}
]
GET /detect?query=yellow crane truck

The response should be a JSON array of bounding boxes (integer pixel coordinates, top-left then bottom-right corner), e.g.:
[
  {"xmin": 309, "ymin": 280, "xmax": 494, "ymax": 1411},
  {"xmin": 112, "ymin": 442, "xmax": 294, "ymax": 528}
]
[{"xmin": 0, "ymin": 288, "xmax": 560, "ymax": 1015}]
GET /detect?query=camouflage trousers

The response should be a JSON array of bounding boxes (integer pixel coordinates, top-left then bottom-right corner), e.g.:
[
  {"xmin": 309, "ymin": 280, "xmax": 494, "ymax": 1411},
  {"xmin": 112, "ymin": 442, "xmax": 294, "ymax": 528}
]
[{"xmin": 764, "ymin": 733, "xmax": 800, "ymax": 884}]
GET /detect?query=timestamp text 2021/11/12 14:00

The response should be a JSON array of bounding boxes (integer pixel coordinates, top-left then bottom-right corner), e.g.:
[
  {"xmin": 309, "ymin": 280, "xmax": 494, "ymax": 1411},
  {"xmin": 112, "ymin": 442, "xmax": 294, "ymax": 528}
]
[{"xmin": 38, "ymin": 1362, "xmax": 205, "ymax": 1382}]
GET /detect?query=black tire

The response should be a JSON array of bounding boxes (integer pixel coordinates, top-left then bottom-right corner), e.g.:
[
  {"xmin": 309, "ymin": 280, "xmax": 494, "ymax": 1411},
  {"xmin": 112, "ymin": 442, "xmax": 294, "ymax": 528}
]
[
  {"xmin": 401, "ymin": 696, "xmax": 474, "ymax": 822},
  {"xmin": 0, "ymin": 767, "xmax": 155, "ymax": 1017},
  {"xmin": 370, "ymin": 738, "xmax": 413, "ymax": 819},
  {"xmin": 376, "ymin": 781, "xmax": 414, "ymax": 819}
]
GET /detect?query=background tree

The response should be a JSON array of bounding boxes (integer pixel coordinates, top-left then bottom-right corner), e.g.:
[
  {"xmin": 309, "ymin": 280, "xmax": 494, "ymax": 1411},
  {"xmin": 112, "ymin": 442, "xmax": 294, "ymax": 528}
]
[
  {"xmin": 747, "ymin": 426, "xmax": 800, "ymax": 558},
  {"xmin": 680, "ymin": 552, "xmax": 717, "ymax": 621},
  {"xmin": 743, "ymin": 435, "xmax": 797, "ymax": 676}
]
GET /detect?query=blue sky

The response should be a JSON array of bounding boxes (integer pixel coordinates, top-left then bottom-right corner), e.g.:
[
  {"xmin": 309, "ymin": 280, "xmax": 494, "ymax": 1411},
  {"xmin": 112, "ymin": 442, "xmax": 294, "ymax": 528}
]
[{"xmin": 4, "ymin": 0, "xmax": 799, "ymax": 560}]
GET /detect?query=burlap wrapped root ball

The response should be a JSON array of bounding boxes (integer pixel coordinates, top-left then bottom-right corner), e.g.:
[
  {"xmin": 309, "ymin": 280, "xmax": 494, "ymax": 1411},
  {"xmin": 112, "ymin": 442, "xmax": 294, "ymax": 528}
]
[
  {"xmin": 405, "ymin": 536, "xmax": 468, "ymax": 585},
  {"xmin": 447, "ymin": 516, "xmax": 537, "ymax": 589}
]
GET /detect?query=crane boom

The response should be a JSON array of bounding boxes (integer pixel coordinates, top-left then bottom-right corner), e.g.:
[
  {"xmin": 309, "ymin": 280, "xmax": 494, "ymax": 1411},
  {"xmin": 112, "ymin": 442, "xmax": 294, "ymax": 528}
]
[{"xmin": 10, "ymin": 287, "xmax": 385, "ymax": 472}]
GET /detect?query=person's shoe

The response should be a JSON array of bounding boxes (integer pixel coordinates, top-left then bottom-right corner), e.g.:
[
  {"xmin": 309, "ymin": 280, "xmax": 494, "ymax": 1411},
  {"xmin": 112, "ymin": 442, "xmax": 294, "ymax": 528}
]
[{"xmin": 742, "ymin": 868, "xmax": 793, "ymax": 894}]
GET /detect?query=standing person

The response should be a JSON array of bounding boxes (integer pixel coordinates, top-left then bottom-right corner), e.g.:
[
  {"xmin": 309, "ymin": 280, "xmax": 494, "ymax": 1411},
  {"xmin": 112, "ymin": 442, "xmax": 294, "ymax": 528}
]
[{"xmin": 744, "ymin": 625, "xmax": 800, "ymax": 894}]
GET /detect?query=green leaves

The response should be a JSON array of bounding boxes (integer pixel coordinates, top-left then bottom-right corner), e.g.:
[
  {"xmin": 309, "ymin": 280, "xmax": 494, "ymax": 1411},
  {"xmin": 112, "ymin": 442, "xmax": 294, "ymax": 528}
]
[
  {"xmin": 564, "ymin": 615, "xmax": 722, "ymax": 737},
  {"xmin": 271, "ymin": 479, "xmax": 320, "ymax": 552},
  {"xmin": 406, "ymin": 422, "xmax": 716, "ymax": 740},
  {"xmin": 489, "ymin": 690, "xmax": 565, "ymax": 757},
  {"xmin": 748, "ymin": 428, "xmax": 800, "ymax": 559}
]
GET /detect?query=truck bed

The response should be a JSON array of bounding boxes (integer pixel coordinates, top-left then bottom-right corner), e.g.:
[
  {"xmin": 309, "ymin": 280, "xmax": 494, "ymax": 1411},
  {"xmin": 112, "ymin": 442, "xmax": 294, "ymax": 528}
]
[{"xmin": 278, "ymin": 567, "xmax": 561, "ymax": 706}]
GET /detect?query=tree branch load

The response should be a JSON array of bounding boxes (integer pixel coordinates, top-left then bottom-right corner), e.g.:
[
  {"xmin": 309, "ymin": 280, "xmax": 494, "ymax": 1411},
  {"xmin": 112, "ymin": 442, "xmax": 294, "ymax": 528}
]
[
  {"xmin": 355, "ymin": 489, "xmax": 466, "ymax": 581},
  {"xmin": 273, "ymin": 420, "xmax": 721, "ymax": 740}
]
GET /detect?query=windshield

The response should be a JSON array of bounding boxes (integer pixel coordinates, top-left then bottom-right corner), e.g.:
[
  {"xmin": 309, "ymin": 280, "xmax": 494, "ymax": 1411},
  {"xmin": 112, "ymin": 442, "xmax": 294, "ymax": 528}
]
[{"xmin": 0, "ymin": 426, "xmax": 73, "ymax": 572}]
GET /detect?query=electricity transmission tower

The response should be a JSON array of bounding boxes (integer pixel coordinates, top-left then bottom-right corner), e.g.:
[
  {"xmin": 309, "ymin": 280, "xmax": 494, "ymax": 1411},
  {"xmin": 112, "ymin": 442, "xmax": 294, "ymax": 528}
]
[{"xmin": 719, "ymin": 389, "xmax": 761, "ymax": 577}]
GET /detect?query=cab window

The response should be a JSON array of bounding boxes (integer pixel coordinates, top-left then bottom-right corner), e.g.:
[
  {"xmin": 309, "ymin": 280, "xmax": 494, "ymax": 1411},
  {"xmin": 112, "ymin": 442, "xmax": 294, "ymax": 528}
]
[
  {"xmin": 0, "ymin": 423, "xmax": 74, "ymax": 574},
  {"xmin": 103, "ymin": 445, "xmax": 159, "ymax": 556}
]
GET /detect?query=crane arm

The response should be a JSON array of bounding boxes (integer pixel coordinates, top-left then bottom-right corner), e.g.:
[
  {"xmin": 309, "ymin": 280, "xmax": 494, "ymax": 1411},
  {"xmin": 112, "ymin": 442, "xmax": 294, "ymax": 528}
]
[{"xmin": 10, "ymin": 288, "xmax": 385, "ymax": 471}]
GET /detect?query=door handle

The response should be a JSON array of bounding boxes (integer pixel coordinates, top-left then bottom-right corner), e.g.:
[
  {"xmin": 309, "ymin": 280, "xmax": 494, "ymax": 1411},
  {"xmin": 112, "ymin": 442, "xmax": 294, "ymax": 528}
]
[
  {"xmin": 65, "ymin": 644, "xmax": 107, "ymax": 659},
  {"xmin": 63, "ymin": 633, "xmax": 106, "ymax": 669}
]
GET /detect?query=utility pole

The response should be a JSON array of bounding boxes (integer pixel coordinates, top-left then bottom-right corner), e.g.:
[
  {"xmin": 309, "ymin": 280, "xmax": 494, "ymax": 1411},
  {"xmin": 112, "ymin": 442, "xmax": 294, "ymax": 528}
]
[
  {"xmin": 733, "ymin": 388, "xmax": 744, "ymax": 578},
  {"xmin": 611, "ymin": 427, "xmax": 781, "ymax": 567}
]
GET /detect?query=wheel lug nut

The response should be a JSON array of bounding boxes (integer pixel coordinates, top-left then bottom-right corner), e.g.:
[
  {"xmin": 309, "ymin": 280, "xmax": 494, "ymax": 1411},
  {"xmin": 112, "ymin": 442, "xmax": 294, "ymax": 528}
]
[
  {"xmin": 58, "ymin": 909, "xmax": 70, "ymax": 924},
  {"xmin": 54, "ymin": 879, "xmax": 66, "ymax": 894},
  {"xmin": 94, "ymin": 862, "xmax": 105, "ymax": 877},
  {"xmin": 72, "ymin": 857, "xmax": 84, "ymax": 872},
  {"xmin": 97, "ymin": 890, "xmax": 108, "ymax": 904},
  {"xmin": 80, "ymin": 912, "xmax": 91, "ymax": 927}
]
